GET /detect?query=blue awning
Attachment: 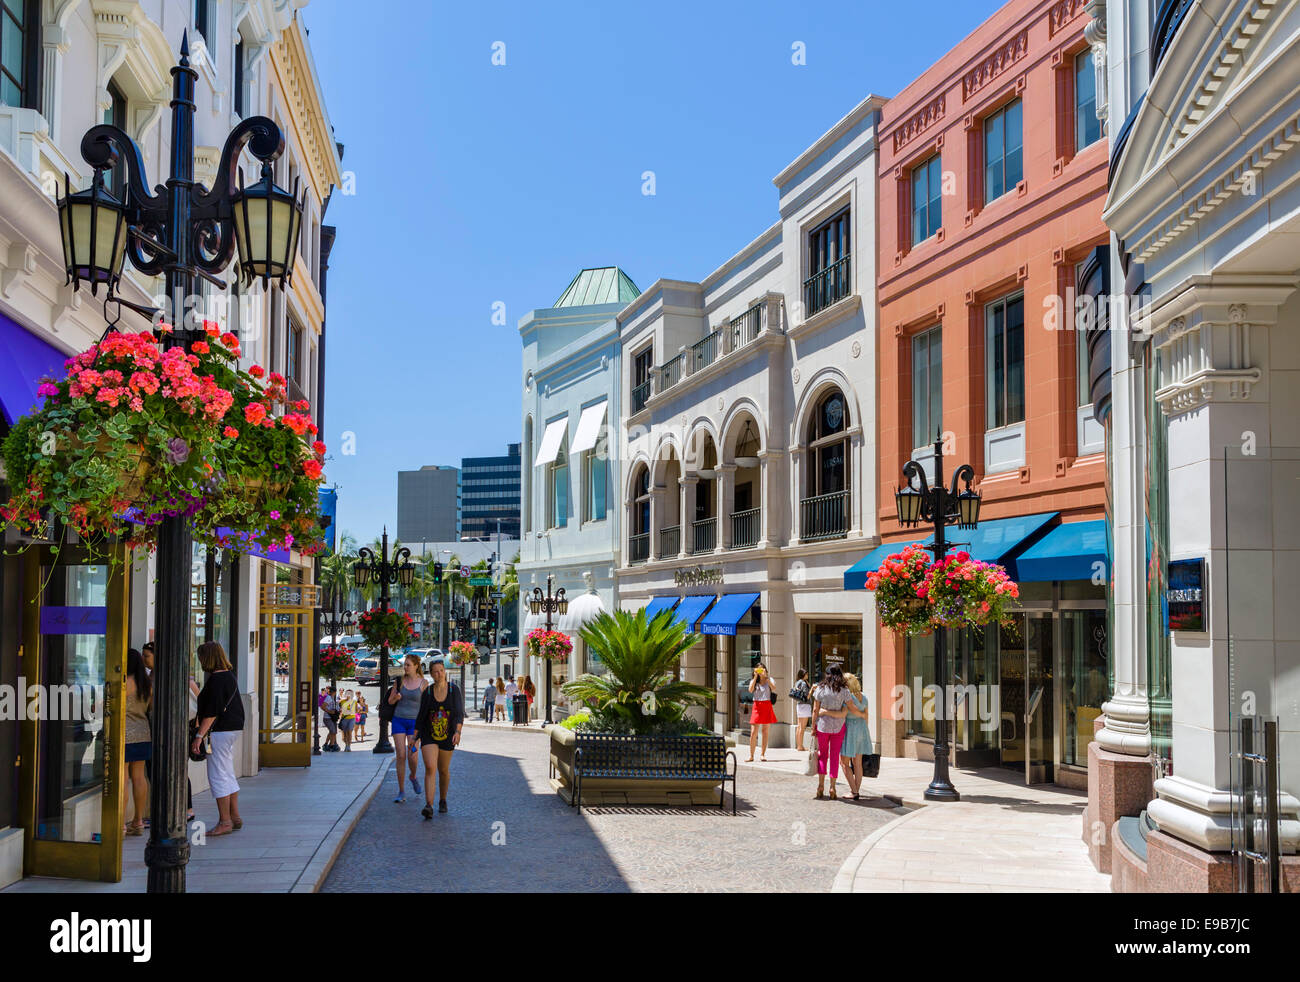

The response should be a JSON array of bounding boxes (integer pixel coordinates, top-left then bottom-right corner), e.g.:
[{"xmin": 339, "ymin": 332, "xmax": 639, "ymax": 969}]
[
  {"xmin": 643, "ymin": 596, "xmax": 679, "ymax": 622},
  {"xmin": 843, "ymin": 512, "xmax": 1061, "ymax": 590},
  {"xmin": 1012, "ymin": 520, "xmax": 1108, "ymax": 582},
  {"xmin": 670, "ymin": 595, "xmax": 715, "ymax": 632},
  {"xmin": 0, "ymin": 311, "xmax": 69, "ymax": 424},
  {"xmin": 843, "ymin": 537, "xmax": 932, "ymax": 590},
  {"xmin": 700, "ymin": 592, "xmax": 760, "ymax": 636}
]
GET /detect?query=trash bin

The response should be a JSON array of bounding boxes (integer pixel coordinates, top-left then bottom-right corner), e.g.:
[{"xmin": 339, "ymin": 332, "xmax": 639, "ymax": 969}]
[{"xmin": 512, "ymin": 693, "xmax": 530, "ymax": 726}]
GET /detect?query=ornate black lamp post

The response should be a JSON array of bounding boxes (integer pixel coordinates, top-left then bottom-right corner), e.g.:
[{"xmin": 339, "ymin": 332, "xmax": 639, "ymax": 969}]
[
  {"xmin": 317, "ymin": 594, "xmax": 354, "ymax": 755},
  {"xmin": 528, "ymin": 576, "xmax": 568, "ymax": 724},
  {"xmin": 353, "ymin": 528, "xmax": 413, "ymax": 754},
  {"xmin": 895, "ymin": 433, "xmax": 982, "ymax": 802},
  {"xmin": 56, "ymin": 36, "xmax": 303, "ymax": 893}
]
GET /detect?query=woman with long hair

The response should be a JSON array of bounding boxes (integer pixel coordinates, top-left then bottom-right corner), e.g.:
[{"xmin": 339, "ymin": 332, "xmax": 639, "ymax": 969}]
[
  {"xmin": 746, "ymin": 663, "xmax": 778, "ymax": 762},
  {"xmin": 494, "ymin": 677, "xmax": 507, "ymax": 723},
  {"xmin": 792, "ymin": 668, "xmax": 813, "ymax": 752},
  {"xmin": 191, "ymin": 642, "xmax": 246, "ymax": 835},
  {"xmin": 811, "ymin": 664, "xmax": 851, "ymax": 800},
  {"xmin": 838, "ymin": 672, "xmax": 872, "ymax": 800},
  {"xmin": 521, "ymin": 675, "xmax": 535, "ymax": 722},
  {"xmin": 122, "ymin": 648, "xmax": 152, "ymax": 835},
  {"xmin": 416, "ymin": 659, "xmax": 464, "ymax": 816},
  {"xmin": 386, "ymin": 653, "xmax": 426, "ymax": 803}
]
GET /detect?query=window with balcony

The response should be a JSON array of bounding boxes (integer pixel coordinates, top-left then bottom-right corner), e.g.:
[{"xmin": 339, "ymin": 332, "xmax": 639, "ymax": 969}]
[
  {"xmin": 911, "ymin": 326, "xmax": 943, "ymax": 450},
  {"xmin": 804, "ymin": 208, "xmax": 851, "ymax": 317},
  {"xmin": 984, "ymin": 99, "xmax": 1023, "ymax": 204},
  {"xmin": 802, "ymin": 389, "xmax": 851, "ymax": 540},
  {"xmin": 911, "ymin": 155, "xmax": 943, "ymax": 246},
  {"xmin": 631, "ymin": 345, "xmax": 653, "ymax": 412},
  {"xmin": 0, "ymin": 0, "xmax": 36, "ymax": 109},
  {"xmin": 629, "ymin": 465, "xmax": 650, "ymax": 564},
  {"xmin": 1075, "ymin": 50, "xmax": 1101, "ymax": 152}
]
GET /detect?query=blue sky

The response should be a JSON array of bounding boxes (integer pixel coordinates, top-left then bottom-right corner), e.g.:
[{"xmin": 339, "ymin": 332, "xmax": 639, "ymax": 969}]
[{"xmin": 306, "ymin": 0, "xmax": 996, "ymax": 546}]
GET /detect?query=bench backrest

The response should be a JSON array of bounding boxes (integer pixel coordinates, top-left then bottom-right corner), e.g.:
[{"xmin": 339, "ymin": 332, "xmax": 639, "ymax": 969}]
[{"xmin": 574, "ymin": 733, "xmax": 727, "ymax": 777}]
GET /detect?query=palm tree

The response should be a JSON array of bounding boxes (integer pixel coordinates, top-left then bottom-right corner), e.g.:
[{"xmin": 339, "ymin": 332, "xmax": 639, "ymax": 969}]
[{"xmin": 561, "ymin": 609, "xmax": 713, "ymax": 734}]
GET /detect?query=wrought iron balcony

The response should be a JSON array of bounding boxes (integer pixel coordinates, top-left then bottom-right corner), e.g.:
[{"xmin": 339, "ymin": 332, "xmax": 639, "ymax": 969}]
[
  {"xmin": 729, "ymin": 508, "xmax": 760, "ymax": 550},
  {"xmin": 691, "ymin": 517, "xmax": 717, "ymax": 554},
  {"xmin": 730, "ymin": 303, "xmax": 763, "ymax": 350},
  {"xmin": 659, "ymin": 352, "xmax": 686, "ymax": 391},
  {"xmin": 632, "ymin": 379, "xmax": 652, "ymax": 413},
  {"xmin": 629, "ymin": 532, "xmax": 650, "ymax": 565},
  {"xmin": 690, "ymin": 330, "xmax": 721, "ymax": 373},
  {"xmin": 659, "ymin": 525, "xmax": 680, "ymax": 558},
  {"xmin": 800, "ymin": 490, "xmax": 850, "ymax": 542},
  {"xmin": 803, "ymin": 255, "xmax": 851, "ymax": 317}
]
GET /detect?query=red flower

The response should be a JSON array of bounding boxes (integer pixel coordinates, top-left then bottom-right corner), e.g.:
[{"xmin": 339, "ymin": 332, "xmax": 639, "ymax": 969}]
[
  {"xmin": 302, "ymin": 459, "xmax": 323, "ymax": 480},
  {"xmin": 312, "ymin": 440, "xmax": 327, "ymax": 456},
  {"xmin": 223, "ymin": 426, "xmax": 239, "ymax": 439},
  {"xmin": 191, "ymin": 341, "xmax": 210, "ymax": 354},
  {"xmin": 244, "ymin": 403, "xmax": 267, "ymax": 425},
  {"xmin": 203, "ymin": 320, "xmax": 220, "ymax": 337},
  {"xmin": 249, "ymin": 364, "xmax": 265, "ymax": 379}
]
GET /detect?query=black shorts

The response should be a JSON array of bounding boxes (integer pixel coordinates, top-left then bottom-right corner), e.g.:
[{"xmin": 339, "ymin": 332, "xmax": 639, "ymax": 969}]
[{"xmin": 419, "ymin": 734, "xmax": 455, "ymax": 753}]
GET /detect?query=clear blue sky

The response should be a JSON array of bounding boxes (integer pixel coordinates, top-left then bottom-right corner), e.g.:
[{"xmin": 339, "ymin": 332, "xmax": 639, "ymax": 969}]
[{"xmin": 306, "ymin": 0, "xmax": 996, "ymax": 546}]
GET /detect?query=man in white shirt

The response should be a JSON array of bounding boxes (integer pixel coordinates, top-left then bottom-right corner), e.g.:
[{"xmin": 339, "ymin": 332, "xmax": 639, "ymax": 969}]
[{"xmin": 504, "ymin": 675, "xmax": 519, "ymax": 722}]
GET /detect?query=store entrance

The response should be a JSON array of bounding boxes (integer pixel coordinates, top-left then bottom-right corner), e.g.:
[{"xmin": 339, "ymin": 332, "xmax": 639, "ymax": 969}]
[{"xmin": 998, "ymin": 613, "xmax": 1052, "ymax": 784}]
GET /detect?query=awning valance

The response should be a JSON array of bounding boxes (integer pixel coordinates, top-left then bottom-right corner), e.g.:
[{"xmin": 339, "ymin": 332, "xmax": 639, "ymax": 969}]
[
  {"xmin": 670, "ymin": 595, "xmax": 715, "ymax": 632},
  {"xmin": 643, "ymin": 596, "xmax": 679, "ymax": 622},
  {"xmin": 700, "ymin": 592, "xmax": 760, "ymax": 636},
  {"xmin": 1012, "ymin": 520, "xmax": 1108, "ymax": 582},
  {"xmin": 534, "ymin": 417, "xmax": 569, "ymax": 466},
  {"xmin": 569, "ymin": 401, "xmax": 608, "ymax": 454}
]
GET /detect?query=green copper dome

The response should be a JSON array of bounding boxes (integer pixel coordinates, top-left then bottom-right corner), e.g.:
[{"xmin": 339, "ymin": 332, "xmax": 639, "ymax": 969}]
[{"xmin": 553, "ymin": 267, "xmax": 640, "ymax": 308}]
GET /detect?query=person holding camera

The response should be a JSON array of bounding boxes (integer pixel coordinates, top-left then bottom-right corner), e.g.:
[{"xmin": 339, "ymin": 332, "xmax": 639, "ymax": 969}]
[{"xmin": 746, "ymin": 662, "xmax": 778, "ymax": 762}]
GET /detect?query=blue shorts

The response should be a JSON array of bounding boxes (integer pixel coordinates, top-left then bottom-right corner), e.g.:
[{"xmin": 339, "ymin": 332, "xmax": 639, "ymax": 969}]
[{"xmin": 391, "ymin": 717, "xmax": 417, "ymax": 736}]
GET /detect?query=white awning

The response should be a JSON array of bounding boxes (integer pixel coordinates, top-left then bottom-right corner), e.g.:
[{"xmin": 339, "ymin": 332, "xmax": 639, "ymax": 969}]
[
  {"xmin": 534, "ymin": 417, "xmax": 569, "ymax": 466},
  {"xmin": 569, "ymin": 401, "xmax": 608, "ymax": 455},
  {"xmin": 557, "ymin": 590, "xmax": 605, "ymax": 633}
]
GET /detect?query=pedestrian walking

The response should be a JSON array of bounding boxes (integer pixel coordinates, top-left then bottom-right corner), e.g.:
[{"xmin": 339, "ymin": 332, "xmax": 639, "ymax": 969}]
[
  {"xmin": 191, "ymin": 641, "xmax": 245, "ymax": 835},
  {"xmin": 321, "ymin": 686, "xmax": 340, "ymax": 750},
  {"xmin": 339, "ymin": 689, "xmax": 356, "ymax": 750},
  {"xmin": 122, "ymin": 648, "xmax": 151, "ymax": 836},
  {"xmin": 746, "ymin": 663, "xmax": 777, "ymax": 762},
  {"xmin": 482, "ymin": 678, "xmax": 497, "ymax": 722},
  {"xmin": 791, "ymin": 668, "xmax": 813, "ymax": 752},
  {"xmin": 504, "ymin": 674, "xmax": 519, "ymax": 722},
  {"xmin": 838, "ymin": 672, "xmax": 872, "ymax": 800},
  {"xmin": 811, "ymin": 664, "xmax": 851, "ymax": 800},
  {"xmin": 416, "ymin": 659, "xmax": 464, "ymax": 817},
  {"xmin": 521, "ymin": 675, "xmax": 535, "ymax": 722},
  {"xmin": 386, "ymin": 653, "xmax": 426, "ymax": 803},
  {"xmin": 493, "ymin": 677, "xmax": 507, "ymax": 723},
  {"xmin": 355, "ymin": 694, "xmax": 369, "ymax": 741}
]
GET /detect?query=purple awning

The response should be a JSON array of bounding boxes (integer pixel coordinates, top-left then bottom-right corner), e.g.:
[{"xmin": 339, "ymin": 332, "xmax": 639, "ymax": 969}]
[{"xmin": 0, "ymin": 310, "xmax": 69, "ymax": 425}]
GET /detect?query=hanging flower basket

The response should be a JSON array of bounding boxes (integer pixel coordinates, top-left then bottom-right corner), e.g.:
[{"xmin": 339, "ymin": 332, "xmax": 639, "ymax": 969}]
[
  {"xmin": 357, "ymin": 608, "xmax": 417, "ymax": 651},
  {"xmin": 320, "ymin": 645, "xmax": 356, "ymax": 682},
  {"xmin": 865, "ymin": 543, "xmax": 935, "ymax": 635},
  {"xmin": 525, "ymin": 628, "xmax": 572, "ymax": 662},
  {"xmin": 865, "ymin": 544, "xmax": 1020, "ymax": 634},
  {"xmin": 447, "ymin": 640, "xmax": 478, "ymax": 666}
]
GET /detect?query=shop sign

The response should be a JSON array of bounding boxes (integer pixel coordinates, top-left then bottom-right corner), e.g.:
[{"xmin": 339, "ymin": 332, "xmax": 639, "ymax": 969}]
[
  {"xmin": 1168, "ymin": 559, "xmax": 1206, "ymax": 632},
  {"xmin": 39, "ymin": 606, "xmax": 108, "ymax": 636},
  {"xmin": 675, "ymin": 565, "xmax": 722, "ymax": 587}
]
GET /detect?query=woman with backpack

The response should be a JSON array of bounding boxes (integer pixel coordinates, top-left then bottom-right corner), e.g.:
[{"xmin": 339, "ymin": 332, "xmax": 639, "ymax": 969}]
[{"xmin": 791, "ymin": 668, "xmax": 813, "ymax": 752}]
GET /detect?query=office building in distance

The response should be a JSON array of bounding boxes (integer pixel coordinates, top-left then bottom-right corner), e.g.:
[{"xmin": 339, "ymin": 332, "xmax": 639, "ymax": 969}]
[
  {"xmin": 397, "ymin": 465, "xmax": 461, "ymax": 542},
  {"xmin": 461, "ymin": 443, "xmax": 522, "ymax": 540}
]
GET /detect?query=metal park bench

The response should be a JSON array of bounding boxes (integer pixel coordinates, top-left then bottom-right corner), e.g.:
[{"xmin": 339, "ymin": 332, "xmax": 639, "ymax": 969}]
[{"xmin": 570, "ymin": 732, "xmax": 737, "ymax": 814}]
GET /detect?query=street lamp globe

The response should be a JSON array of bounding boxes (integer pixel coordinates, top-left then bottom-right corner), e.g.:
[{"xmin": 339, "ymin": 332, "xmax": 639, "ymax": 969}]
[
  {"xmin": 895, "ymin": 484, "xmax": 924, "ymax": 527},
  {"xmin": 956, "ymin": 486, "xmax": 982, "ymax": 530},
  {"xmin": 397, "ymin": 563, "xmax": 415, "ymax": 588},
  {"xmin": 57, "ymin": 173, "xmax": 128, "ymax": 296},
  {"xmin": 353, "ymin": 563, "xmax": 371, "ymax": 588},
  {"xmin": 231, "ymin": 164, "xmax": 305, "ymax": 288}
]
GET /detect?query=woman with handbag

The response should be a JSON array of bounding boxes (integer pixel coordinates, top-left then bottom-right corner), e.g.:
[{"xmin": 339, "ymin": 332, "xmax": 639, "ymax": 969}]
[
  {"xmin": 811, "ymin": 664, "xmax": 851, "ymax": 799},
  {"xmin": 386, "ymin": 653, "xmax": 426, "ymax": 803},
  {"xmin": 838, "ymin": 672, "xmax": 872, "ymax": 800},
  {"xmin": 791, "ymin": 669, "xmax": 813, "ymax": 752},
  {"xmin": 191, "ymin": 642, "xmax": 246, "ymax": 836},
  {"xmin": 122, "ymin": 648, "xmax": 152, "ymax": 836},
  {"xmin": 746, "ymin": 663, "xmax": 778, "ymax": 762}
]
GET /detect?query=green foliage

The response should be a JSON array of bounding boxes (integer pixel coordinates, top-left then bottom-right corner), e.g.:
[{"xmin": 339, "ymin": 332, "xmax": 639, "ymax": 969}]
[
  {"xmin": 1, "ymin": 416, "xmax": 37, "ymax": 489},
  {"xmin": 558, "ymin": 710, "xmax": 590, "ymax": 730},
  {"xmin": 560, "ymin": 609, "xmax": 713, "ymax": 736}
]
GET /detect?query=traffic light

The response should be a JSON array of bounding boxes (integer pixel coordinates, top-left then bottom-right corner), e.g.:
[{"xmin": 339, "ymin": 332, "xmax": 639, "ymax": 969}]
[{"xmin": 432, "ymin": 562, "xmax": 443, "ymax": 583}]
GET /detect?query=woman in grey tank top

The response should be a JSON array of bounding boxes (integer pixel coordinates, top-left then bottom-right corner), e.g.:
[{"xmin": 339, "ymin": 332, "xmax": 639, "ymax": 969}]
[{"xmin": 386, "ymin": 653, "xmax": 427, "ymax": 803}]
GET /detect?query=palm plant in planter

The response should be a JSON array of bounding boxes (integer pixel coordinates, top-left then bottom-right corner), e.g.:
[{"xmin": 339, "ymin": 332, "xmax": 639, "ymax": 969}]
[{"xmin": 561, "ymin": 609, "xmax": 713, "ymax": 735}]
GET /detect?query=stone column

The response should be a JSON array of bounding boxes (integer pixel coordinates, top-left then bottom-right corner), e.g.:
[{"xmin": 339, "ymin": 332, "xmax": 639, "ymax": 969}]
[
  {"xmin": 40, "ymin": 24, "xmax": 71, "ymax": 134},
  {"xmin": 789, "ymin": 448, "xmax": 805, "ymax": 544},
  {"xmin": 756, "ymin": 450, "xmax": 776, "ymax": 549},
  {"xmin": 648, "ymin": 486, "xmax": 664, "ymax": 561},
  {"xmin": 679, "ymin": 475, "xmax": 697, "ymax": 559},
  {"xmin": 716, "ymin": 464, "xmax": 736, "ymax": 552},
  {"xmin": 846, "ymin": 426, "xmax": 863, "ymax": 537}
]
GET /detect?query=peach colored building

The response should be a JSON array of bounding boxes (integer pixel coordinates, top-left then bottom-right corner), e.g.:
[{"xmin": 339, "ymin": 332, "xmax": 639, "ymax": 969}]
[{"xmin": 859, "ymin": 0, "xmax": 1110, "ymax": 789}]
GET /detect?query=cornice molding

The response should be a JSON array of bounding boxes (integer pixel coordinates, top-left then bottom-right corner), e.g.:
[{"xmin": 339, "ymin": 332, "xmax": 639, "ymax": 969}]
[{"xmin": 961, "ymin": 29, "xmax": 1028, "ymax": 102}]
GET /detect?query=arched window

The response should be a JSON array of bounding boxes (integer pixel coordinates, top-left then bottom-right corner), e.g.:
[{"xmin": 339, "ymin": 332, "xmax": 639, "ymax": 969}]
[
  {"xmin": 628, "ymin": 465, "xmax": 651, "ymax": 564},
  {"xmin": 523, "ymin": 417, "xmax": 533, "ymax": 533},
  {"xmin": 805, "ymin": 389, "xmax": 849, "ymax": 497}
]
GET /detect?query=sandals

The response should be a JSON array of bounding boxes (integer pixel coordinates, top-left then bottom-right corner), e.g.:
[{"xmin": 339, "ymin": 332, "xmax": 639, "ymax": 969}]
[
  {"xmin": 124, "ymin": 823, "xmax": 143, "ymax": 836},
  {"xmin": 232, "ymin": 820, "xmax": 243, "ymax": 831},
  {"xmin": 209, "ymin": 822, "xmax": 234, "ymax": 837},
  {"xmin": 829, "ymin": 788, "xmax": 838, "ymax": 800},
  {"xmin": 815, "ymin": 789, "xmax": 825, "ymax": 800}
]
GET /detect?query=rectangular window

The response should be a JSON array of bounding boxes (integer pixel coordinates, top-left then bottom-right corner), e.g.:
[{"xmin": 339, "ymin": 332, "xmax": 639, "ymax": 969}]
[
  {"xmin": 911, "ymin": 326, "xmax": 943, "ymax": 448},
  {"xmin": 632, "ymin": 346, "xmax": 653, "ymax": 412},
  {"xmin": 1075, "ymin": 50, "xmax": 1101, "ymax": 152},
  {"xmin": 1075, "ymin": 260, "xmax": 1091, "ymax": 407},
  {"xmin": 584, "ymin": 436, "xmax": 607, "ymax": 523},
  {"xmin": 550, "ymin": 442, "xmax": 568, "ymax": 530},
  {"xmin": 287, "ymin": 322, "xmax": 302, "ymax": 385},
  {"xmin": 0, "ymin": 0, "xmax": 34, "ymax": 108},
  {"xmin": 194, "ymin": 0, "xmax": 211, "ymax": 47},
  {"xmin": 233, "ymin": 37, "xmax": 246, "ymax": 117},
  {"xmin": 103, "ymin": 82, "xmax": 128, "ymax": 197},
  {"xmin": 804, "ymin": 208, "xmax": 851, "ymax": 315},
  {"xmin": 986, "ymin": 293, "xmax": 1025, "ymax": 429},
  {"xmin": 984, "ymin": 99, "xmax": 1023, "ymax": 204},
  {"xmin": 911, "ymin": 156, "xmax": 943, "ymax": 245}
]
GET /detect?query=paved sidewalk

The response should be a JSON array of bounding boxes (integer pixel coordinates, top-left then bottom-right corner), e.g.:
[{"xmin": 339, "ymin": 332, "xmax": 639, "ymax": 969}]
[
  {"xmin": 4, "ymin": 748, "xmax": 389, "ymax": 893},
  {"xmin": 831, "ymin": 757, "xmax": 1112, "ymax": 893}
]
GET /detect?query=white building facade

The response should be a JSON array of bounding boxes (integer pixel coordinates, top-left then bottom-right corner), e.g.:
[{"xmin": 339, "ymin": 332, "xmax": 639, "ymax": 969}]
[
  {"xmin": 1093, "ymin": 0, "xmax": 1300, "ymax": 890},
  {"xmin": 517, "ymin": 268, "xmax": 640, "ymax": 718},
  {"xmin": 615, "ymin": 96, "xmax": 884, "ymax": 748}
]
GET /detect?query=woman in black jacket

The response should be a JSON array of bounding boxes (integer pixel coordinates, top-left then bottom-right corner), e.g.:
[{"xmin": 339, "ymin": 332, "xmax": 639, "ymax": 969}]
[{"xmin": 415, "ymin": 658, "xmax": 464, "ymax": 818}]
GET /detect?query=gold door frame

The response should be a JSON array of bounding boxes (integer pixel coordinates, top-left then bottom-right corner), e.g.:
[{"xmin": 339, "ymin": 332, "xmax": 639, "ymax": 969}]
[
  {"xmin": 257, "ymin": 581, "xmax": 318, "ymax": 766},
  {"xmin": 19, "ymin": 544, "xmax": 130, "ymax": 883}
]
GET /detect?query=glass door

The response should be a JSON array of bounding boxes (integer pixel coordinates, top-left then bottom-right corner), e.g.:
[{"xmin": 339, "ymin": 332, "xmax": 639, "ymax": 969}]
[
  {"xmin": 1024, "ymin": 613, "xmax": 1054, "ymax": 784},
  {"xmin": 19, "ymin": 545, "xmax": 130, "ymax": 882},
  {"xmin": 1060, "ymin": 609, "xmax": 1107, "ymax": 769}
]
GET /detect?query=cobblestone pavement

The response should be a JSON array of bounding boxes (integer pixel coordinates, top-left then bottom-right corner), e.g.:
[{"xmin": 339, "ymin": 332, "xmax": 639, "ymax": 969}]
[{"xmin": 322, "ymin": 725, "xmax": 904, "ymax": 892}]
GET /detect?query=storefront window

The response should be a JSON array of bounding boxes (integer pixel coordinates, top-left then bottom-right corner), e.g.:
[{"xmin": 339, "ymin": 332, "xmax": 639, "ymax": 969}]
[
  {"xmin": 1061, "ymin": 609, "xmax": 1107, "ymax": 766},
  {"xmin": 734, "ymin": 633, "xmax": 762, "ymax": 729}
]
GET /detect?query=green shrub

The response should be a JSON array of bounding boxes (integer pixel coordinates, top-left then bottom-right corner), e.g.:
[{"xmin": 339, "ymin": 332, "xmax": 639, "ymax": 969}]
[{"xmin": 559, "ymin": 710, "xmax": 590, "ymax": 730}]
